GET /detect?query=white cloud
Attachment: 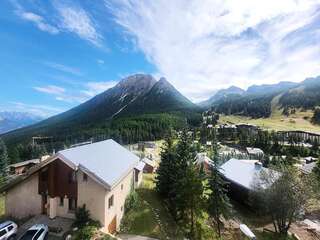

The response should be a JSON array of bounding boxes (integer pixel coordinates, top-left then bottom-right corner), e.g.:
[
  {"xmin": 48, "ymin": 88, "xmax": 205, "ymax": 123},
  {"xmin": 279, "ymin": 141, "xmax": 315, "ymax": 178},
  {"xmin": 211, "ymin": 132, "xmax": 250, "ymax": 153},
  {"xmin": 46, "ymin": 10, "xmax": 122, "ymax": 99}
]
[
  {"xmin": 17, "ymin": 11, "xmax": 59, "ymax": 34},
  {"xmin": 34, "ymin": 85, "xmax": 65, "ymax": 95},
  {"xmin": 55, "ymin": 3, "xmax": 103, "ymax": 47},
  {"xmin": 82, "ymin": 81, "xmax": 118, "ymax": 97},
  {"xmin": 8, "ymin": 102, "xmax": 64, "ymax": 118},
  {"xmin": 43, "ymin": 62, "xmax": 83, "ymax": 76},
  {"xmin": 109, "ymin": 0, "xmax": 320, "ymax": 102}
]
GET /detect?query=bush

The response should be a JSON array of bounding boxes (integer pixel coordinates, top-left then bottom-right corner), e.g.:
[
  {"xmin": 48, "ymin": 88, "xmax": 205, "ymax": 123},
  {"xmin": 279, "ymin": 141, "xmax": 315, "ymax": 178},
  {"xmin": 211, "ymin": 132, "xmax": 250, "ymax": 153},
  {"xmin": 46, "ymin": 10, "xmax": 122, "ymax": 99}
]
[
  {"xmin": 124, "ymin": 191, "xmax": 139, "ymax": 213},
  {"xmin": 73, "ymin": 226, "xmax": 96, "ymax": 240},
  {"xmin": 74, "ymin": 204, "xmax": 90, "ymax": 228}
]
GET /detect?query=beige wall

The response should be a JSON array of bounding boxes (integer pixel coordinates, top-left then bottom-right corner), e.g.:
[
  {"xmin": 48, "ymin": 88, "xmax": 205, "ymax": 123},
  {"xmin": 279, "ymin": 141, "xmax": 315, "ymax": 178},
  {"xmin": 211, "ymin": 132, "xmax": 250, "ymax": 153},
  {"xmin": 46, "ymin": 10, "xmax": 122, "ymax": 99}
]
[
  {"xmin": 5, "ymin": 173, "xmax": 42, "ymax": 219},
  {"xmin": 77, "ymin": 171, "xmax": 107, "ymax": 227},
  {"xmin": 105, "ymin": 170, "xmax": 134, "ymax": 231}
]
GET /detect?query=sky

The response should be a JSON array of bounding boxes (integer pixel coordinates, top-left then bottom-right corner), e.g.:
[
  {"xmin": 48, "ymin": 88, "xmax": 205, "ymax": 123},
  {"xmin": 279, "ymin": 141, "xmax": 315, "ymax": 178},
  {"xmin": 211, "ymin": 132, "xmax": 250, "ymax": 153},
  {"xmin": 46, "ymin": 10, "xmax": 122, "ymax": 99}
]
[{"xmin": 0, "ymin": 0, "xmax": 320, "ymax": 117}]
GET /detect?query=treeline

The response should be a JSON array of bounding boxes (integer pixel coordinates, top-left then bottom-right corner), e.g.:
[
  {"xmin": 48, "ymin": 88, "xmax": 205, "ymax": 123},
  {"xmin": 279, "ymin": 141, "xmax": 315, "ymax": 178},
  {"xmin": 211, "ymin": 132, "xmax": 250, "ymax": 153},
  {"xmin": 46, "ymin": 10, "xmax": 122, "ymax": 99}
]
[
  {"xmin": 5, "ymin": 113, "xmax": 201, "ymax": 164},
  {"xmin": 312, "ymin": 108, "xmax": 320, "ymax": 125},
  {"xmin": 279, "ymin": 78, "xmax": 320, "ymax": 109},
  {"xmin": 212, "ymin": 94, "xmax": 273, "ymax": 118}
]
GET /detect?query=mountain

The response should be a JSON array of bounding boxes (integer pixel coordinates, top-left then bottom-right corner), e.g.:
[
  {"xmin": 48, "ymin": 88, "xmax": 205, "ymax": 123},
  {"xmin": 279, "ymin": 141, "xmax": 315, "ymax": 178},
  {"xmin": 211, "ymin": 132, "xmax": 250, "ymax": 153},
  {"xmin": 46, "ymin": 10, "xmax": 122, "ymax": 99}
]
[
  {"xmin": 246, "ymin": 81, "xmax": 298, "ymax": 95},
  {"xmin": 2, "ymin": 74, "xmax": 200, "ymax": 150},
  {"xmin": 0, "ymin": 112, "xmax": 42, "ymax": 134},
  {"xmin": 199, "ymin": 86, "xmax": 245, "ymax": 107},
  {"xmin": 201, "ymin": 76, "xmax": 320, "ymax": 118}
]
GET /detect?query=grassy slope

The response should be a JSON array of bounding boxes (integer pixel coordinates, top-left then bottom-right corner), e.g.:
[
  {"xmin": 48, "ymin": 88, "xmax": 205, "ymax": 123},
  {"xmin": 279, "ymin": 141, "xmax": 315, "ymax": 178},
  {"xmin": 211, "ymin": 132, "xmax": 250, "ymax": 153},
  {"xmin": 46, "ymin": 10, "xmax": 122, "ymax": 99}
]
[
  {"xmin": 120, "ymin": 174, "xmax": 184, "ymax": 239},
  {"xmin": 219, "ymin": 94, "xmax": 320, "ymax": 133}
]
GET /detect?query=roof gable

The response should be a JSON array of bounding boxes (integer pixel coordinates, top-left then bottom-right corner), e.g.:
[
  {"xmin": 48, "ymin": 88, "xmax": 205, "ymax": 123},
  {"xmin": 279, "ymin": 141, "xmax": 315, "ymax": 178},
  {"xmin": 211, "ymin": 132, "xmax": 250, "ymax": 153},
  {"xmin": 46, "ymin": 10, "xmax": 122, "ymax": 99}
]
[{"xmin": 58, "ymin": 139, "xmax": 139, "ymax": 188}]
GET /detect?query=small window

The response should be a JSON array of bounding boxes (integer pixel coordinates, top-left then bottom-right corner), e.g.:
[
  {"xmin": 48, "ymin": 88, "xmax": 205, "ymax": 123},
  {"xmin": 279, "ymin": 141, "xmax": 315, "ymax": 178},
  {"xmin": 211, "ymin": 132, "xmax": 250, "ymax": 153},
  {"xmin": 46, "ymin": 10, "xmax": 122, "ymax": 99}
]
[
  {"xmin": 68, "ymin": 171, "xmax": 76, "ymax": 183},
  {"xmin": 83, "ymin": 173, "xmax": 88, "ymax": 182},
  {"xmin": 121, "ymin": 206, "xmax": 123, "ymax": 211},
  {"xmin": 69, "ymin": 198, "xmax": 77, "ymax": 211},
  {"xmin": 121, "ymin": 184, "xmax": 123, "ymax": 190},
  {"xmin": 0, "ymin": 229, "xmax": 6, "ymax": 237},
  {"xmin": 108, "ymin": 195, "xmax": 114, "ymax": 209},
  {"xmin": 8, "ymin": 225, "xmax": 13, "ymax": 231},
  {"xmin": 60, "ymin": 197, "xmax": 64, "ymax": 206}
]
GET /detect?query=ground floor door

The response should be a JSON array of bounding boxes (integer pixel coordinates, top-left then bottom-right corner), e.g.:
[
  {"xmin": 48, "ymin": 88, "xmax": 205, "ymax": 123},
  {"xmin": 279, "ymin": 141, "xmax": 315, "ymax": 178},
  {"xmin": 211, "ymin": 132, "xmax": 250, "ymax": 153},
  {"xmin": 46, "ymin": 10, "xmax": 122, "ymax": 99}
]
[
  {"xmin": 41, "ymin": 194, "xmax": 47, "ymax": 215},
  {"xmin": 108, "ymin": 215, "xmax": 117, "ymax": 234}
]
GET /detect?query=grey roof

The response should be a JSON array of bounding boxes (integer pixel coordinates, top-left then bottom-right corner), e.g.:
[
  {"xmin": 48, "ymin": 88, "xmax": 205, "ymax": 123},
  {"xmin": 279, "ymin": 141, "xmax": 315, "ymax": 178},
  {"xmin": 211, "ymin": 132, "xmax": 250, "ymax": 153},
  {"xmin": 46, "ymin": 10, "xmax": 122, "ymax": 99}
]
[
  {"xmin": 8, "ymin": 159, "xmax": 40, "ymax": 168},
  {"xmin": 220, "ymin": 159, "xmax": 268, "ymax": 190},
  {"xmin": 301, "ymin": 162, "xmax": 316, "ymax": 174},
  {"xmin": 58, "ymin": 139, "xmax": 139, "ymax": 188},
  {"xmin": 135, "ymin": 161, "xmax": 146, "ymax": 171}
]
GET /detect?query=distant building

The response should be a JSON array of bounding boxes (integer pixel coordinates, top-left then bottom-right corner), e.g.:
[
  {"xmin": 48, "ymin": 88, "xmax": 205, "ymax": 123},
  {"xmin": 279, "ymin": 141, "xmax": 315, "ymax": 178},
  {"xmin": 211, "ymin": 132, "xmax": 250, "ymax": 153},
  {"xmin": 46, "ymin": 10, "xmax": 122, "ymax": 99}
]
[
  {"xmin": 301, "ymin": 162, "xmax": 316, "ymax": 175},
  {"xmin": 8, "ymin": 159, "xmax": 40, "ymax": 175},
  {"xmin": 246, "ymin": 147, "xmax": 264, "ymax": 159},
  {"xmin": 277, "ymin": 130, "xmax": 320, "ymax": 143},
  {"xmin": 304, "ymin": 157, "xmax": 318, "ymax": 164},
  {"xmin": 219, "ymin": 159, "xmax": 276, "ymax": 203},
  {"xmin": 236, "ymin": 123, "xmax": 260, "ymax": 135},
  {"xmin": 196, "ymin": 153, "xmax": 213, "ymax": 172},
  {"xmin": 141, "ymin": 158, "xmax": 156, "ymax": 173},
  {"xmin": 216, "ymin": 124, "xmax": 237, "ymax": 140}
]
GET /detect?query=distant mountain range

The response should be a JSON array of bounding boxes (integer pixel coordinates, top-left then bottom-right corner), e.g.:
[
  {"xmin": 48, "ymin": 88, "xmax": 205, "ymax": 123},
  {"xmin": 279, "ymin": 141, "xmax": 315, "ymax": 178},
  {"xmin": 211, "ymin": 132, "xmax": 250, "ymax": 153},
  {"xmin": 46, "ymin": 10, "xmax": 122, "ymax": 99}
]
[
  {"xmin": 0, "ymin": 112, "xmax": 42, "ymax": 134},
  {"xmin": 2, "ymin": 73, "xmax": 320, "ymax": 152},
  {"xmin": 201, "ymin": 76, "xmax": 320, "ymax": 118},
  {"xmin": 1, "ymin": 74, "xmax": 199, "ymax": 148}
]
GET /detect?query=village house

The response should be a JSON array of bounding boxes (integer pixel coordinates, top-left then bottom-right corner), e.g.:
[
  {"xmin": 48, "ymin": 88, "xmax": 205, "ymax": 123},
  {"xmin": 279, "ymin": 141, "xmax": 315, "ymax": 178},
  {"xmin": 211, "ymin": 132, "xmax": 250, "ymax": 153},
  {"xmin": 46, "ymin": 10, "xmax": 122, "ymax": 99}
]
[
  {"xmin": 8, "ymin": 159, "xmax": 40, "ymax": 175},
  {"xmin": 246, "ymin": 147, "xmax": 264, "ymax": 159},
  {"xmin": 1, "ymin": 139, "xmax": 143, "ymax": 234},
  {"xmin": 219, "ymin": 159, "xmax": 274, "ymax": 204}
]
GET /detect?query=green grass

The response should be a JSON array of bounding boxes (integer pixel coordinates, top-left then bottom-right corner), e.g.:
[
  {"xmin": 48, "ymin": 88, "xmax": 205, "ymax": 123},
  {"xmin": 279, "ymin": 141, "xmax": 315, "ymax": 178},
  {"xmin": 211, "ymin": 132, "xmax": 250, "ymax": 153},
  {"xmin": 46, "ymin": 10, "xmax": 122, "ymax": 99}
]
[
  {"xmin": 219, "ymin": 108, "xmax": 320, "ymax": 133},
  {"xmin": 120, "ymin": 174, "xmax": 184, "ymax": 239}
]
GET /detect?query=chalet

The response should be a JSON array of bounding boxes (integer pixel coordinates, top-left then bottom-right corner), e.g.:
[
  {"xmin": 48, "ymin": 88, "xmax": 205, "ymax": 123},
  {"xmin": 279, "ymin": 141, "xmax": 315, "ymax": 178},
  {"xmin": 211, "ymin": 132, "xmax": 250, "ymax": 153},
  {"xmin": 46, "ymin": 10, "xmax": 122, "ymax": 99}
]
[
  {"xmin": 277, "ymin": 130, "xmax": 320, "ymax": 143},
  {"xmin": 196, "ymin": 153, "xmax": 213, "ymax": 172},
  {"xmin": 1, "ymin": 139, "xmax": 143, "ymax": 234},
  {"xmin": 246, "ymin": 147, "xmax": 264, "ymax": 159},
  {"xmin": 219, "ymin": 159, "xmax": 274, "ymax": 204},
  {"xmin": 141, "ymin": 158, "xmax": 156, "ymax": 173},
  {"xmin": 8, "ymin": 159, "xmax": 40, "ymax": 175}
]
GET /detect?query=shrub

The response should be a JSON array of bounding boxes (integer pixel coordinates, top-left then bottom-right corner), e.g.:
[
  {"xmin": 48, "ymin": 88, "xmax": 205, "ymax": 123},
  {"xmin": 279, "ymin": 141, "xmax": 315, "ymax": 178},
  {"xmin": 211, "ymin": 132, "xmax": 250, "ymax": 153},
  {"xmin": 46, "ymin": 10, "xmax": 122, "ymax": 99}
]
[
  {"xmin": 73, "ymin": 226, "xmax": 96, "ymax": 240},
  {"xmin": 74, "ymin": 204, "xmax": 90, "ymax": 228},
  {"xmin": 124, "ymin": 191, "xmax": 139, "ymax": 213}
]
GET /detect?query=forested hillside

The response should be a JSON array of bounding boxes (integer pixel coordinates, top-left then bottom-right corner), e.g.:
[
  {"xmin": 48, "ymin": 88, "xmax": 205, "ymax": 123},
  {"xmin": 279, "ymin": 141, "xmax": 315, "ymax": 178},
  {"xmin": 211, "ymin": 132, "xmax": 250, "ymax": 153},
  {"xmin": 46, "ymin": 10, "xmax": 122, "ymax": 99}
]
[
  {"xmin": 2, "ymin": 74, "xmax": 201, "ymax": 162},
  {"xmin": 204, "ymin": 76, "xmax": 320, "ymax": 118}
]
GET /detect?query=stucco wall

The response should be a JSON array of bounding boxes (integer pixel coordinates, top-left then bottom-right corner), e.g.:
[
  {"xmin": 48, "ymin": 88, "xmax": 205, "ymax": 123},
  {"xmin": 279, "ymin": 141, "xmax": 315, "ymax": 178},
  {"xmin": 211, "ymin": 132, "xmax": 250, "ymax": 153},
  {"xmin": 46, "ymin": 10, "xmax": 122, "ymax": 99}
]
[
  {"xmin": 105, "ymin": 170, "xmax": 134, "ymax": 231},
  {"xmin": 5, "ymin": 173, "xmax": 42, "ymax": 219},
  {"xmin": 77, "ymin": 171, "xmax": 107, "ymax": 227}
]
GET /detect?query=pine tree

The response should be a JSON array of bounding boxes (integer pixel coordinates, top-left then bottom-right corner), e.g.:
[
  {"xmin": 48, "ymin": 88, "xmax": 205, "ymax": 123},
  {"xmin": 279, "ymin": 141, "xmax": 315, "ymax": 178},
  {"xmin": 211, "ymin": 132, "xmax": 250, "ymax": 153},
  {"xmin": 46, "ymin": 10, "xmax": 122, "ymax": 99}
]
[
  {"xmin": 156, "ymin": 135, "xmax": 176, "ymax": 199},
  {"xmin": 0, "ymin": 138, "xmax": 8, "ymax": 177},
  {"xmin": 207, "ymin": 134, "xmax": 232, "ymax": 237},
  {"xmin": 174, "ymin": 130, "xmax": 205, "ymax": 239}
]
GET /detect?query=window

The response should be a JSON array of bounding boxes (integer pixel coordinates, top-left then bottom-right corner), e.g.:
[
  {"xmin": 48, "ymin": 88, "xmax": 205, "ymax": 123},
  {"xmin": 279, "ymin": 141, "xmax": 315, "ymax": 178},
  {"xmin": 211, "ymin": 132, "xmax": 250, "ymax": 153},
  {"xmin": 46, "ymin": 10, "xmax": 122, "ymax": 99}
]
[
  {"xmin": 69, "ymin": 198, "xmax": 77, "ymax": 211},
  {"xmin": 0, "ymin": 229, "xmax": 6, "ymax": 237},
  {"xmin": 83, "ymin": 173, "xmax": 88, "ymax": 182},
  {"xmin": 68, "ymin": 171, "xmax": 76, "ymax": 183},
  {"xmin": 121, "ymin": 206, "xmax": 123, "ymax": 211},
  {"xmin": 34, "ymin": 229, "xmax": 44, "ymax": 240},
  {"xmin": 8, "ymin": 225, "xmax": 13, "ymax": 231},
  {"xmin": 135, "ymin": 169, "xmax": 139, "ymax": 182},
  {"xmin": 121, "ymin": 184, "xmax": 123, "ymax": 190},
  {"xmin": 60, "ymin": 197, "xmax": 64, "ymax": 206},
  {"xmin": 108, "ymin": 195, "xmax": 114, "ymax": 209}
]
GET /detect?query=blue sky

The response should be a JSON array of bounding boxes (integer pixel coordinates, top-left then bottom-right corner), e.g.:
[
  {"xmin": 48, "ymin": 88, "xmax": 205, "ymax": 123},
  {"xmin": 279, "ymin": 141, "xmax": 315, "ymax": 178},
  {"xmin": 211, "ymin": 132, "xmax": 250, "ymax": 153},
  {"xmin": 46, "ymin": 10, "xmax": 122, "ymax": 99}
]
[{"xmin": 1, "ymin": 0, "xmax": 320, "ymax": 117}]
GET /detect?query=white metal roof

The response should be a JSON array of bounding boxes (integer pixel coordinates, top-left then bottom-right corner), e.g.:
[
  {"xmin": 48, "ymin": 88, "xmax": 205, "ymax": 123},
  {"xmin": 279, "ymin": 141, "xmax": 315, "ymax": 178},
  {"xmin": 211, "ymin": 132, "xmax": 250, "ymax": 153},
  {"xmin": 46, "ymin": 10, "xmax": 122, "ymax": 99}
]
[
  {"xmin": 58, "ymin": 139, "xmax": 139, "ymax": 188},
  {"xmin": 135, "ymin": 161, "xmax": 146, "ymax": 171},
  {"xmin": 246, "ymin": 147, "xmax": 264, "ymax": 155},
  {"xmin": 220, "ymin": 159, "xmax": 268, "ymax": 190}
]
